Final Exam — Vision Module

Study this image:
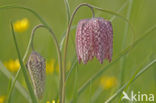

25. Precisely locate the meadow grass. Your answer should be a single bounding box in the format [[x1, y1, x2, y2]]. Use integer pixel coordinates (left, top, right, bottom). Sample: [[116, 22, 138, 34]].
[[0, 0, 156, 103]]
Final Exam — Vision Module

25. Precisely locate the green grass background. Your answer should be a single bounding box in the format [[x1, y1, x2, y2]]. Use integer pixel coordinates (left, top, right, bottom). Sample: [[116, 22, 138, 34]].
[[0, 0, 156, 103]]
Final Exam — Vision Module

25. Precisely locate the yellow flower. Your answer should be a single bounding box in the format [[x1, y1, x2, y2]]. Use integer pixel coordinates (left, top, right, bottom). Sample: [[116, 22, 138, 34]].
[[52, 100, 55, 103], [13, 18, 29, 32], [46, 99, 59, 103], [0, 96, 5, 103], [46, 59, 55, 74], [46, 101, 50, 103], [100, 76, 117, 90], [3, 59, 20, 72]]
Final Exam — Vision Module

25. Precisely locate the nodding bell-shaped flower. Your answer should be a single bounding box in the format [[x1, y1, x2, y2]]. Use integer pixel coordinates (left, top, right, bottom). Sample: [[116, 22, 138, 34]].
[[27, 51, 46, 99], [76, 18, 113, 64]]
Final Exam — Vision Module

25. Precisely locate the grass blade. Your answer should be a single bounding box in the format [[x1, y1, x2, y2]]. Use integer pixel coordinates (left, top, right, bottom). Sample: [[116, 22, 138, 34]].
[[119, 0, 134, 87], [109, 1, 128, 22], [0, 61, 31, 103], [64, 0, 70, 24], [7, 21, 34, 103], [105, 59, 156, 103], [10, 22, 38, 103]]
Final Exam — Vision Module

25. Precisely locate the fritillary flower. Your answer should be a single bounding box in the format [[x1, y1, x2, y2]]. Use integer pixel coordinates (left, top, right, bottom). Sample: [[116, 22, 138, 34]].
[[76, 17, 113, 64], [27, 51, 46, 99]]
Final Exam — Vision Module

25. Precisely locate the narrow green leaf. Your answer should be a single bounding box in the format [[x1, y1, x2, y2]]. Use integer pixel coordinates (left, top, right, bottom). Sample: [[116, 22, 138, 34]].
[[10, 22, 38, 103], [0, 62, 31, 103], [64, 0, 70, 24], [7, 21, 33, 103], [105, 59, 156, 103], [119, 0, 134, 88], [109, 1, 128, 22]]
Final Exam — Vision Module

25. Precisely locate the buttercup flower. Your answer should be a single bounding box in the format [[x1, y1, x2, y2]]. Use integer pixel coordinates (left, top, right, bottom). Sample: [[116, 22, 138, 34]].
[[46, 99, 59, 103], [46, 101, 50, 103], [76, 18, 113, 64], [27, 51, 46, 99], [46, 59, 55, 74], [52, 100, 56, 103], [100, 76, 117, 90], [0, 96, 5, 103], [13, 18, 29, 32], [3, 59, 20, 72]]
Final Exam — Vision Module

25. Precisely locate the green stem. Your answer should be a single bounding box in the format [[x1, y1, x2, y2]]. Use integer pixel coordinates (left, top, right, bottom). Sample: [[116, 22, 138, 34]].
[[30, 24, 46, 51], [63, 3, 95, 103], [30, 24, 63, 103], [119, 0, 134, 87], [8, 21, 34, 103], [64, 0, 70, 24], [10, 22, 38, 103], [105, 59, 156, 103]]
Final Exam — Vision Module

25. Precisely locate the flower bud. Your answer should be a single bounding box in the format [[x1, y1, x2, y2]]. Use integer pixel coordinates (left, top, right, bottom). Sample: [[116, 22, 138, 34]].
[[27, 51, 46, 99], [76, 18, 113, 64]]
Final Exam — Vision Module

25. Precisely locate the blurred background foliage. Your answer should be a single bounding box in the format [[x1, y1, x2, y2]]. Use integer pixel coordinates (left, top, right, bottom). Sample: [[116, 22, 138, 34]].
[[0, 0, 156, 103]]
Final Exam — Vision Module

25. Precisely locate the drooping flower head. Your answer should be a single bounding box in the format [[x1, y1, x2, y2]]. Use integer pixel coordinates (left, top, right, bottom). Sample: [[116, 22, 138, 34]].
[[27, 51, 46, 99], [76, 18, 113, 64]]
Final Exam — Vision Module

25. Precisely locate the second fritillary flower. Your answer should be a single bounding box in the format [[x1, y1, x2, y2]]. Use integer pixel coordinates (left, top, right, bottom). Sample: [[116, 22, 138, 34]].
[[76, 17, 113, 64], [27, 51, 46, 99]]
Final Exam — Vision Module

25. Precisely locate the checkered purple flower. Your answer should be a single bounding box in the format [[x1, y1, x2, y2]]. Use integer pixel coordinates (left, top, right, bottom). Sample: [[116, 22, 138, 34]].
[[76, 18, 113, 64], [27, 51, 46, 99]]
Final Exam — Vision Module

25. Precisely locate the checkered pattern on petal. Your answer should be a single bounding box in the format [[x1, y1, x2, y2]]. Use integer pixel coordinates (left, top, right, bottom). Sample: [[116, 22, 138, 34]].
[[76, 18, 113, 64]]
